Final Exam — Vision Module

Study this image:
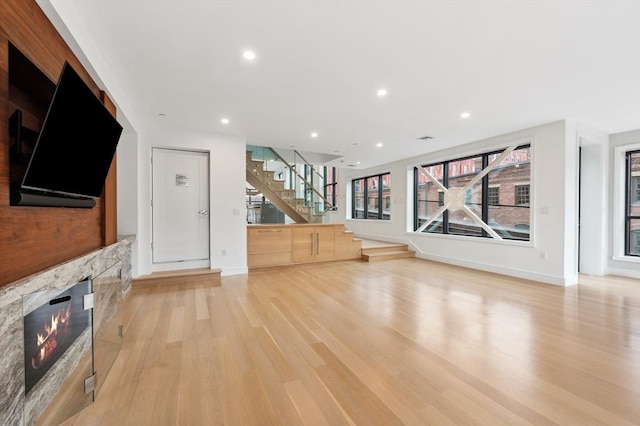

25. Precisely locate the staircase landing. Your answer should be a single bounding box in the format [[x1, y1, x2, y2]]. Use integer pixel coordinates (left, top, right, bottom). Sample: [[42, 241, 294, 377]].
[[360, 239, 415, 262]]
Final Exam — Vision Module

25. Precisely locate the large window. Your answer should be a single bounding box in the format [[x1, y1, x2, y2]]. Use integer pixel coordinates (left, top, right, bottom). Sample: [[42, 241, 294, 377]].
[[414, 144, 531, 241], [323, 166, 338, 210], [625, 150, 640, 256], [351, 172, 391, 220]]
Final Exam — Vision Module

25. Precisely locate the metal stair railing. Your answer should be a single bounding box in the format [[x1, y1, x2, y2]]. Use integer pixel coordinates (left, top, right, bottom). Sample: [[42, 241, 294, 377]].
[[247, 145, 334, 216]]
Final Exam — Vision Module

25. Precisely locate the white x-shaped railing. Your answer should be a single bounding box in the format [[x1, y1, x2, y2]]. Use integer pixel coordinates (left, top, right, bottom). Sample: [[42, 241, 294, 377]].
[[415, 144, 519, 240]]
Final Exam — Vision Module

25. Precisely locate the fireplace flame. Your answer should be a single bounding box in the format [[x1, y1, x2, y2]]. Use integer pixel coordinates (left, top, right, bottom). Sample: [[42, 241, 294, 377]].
[[31, 304, 72, 369]]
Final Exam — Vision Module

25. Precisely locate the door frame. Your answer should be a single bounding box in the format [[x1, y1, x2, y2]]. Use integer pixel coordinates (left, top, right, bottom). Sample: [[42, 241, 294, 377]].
[[151, 147, 211, 273]]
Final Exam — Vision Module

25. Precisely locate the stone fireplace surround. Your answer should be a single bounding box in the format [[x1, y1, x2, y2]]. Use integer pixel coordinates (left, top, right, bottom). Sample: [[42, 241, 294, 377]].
[[0, 235, 134, 425]]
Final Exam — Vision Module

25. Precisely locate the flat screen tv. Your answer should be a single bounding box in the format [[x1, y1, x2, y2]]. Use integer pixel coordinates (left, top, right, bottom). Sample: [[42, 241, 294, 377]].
[[20, 62, 123, 200]]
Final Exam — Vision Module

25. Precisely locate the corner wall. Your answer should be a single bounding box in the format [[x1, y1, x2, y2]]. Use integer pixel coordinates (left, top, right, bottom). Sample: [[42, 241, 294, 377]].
[[338, 120, 580, 286], [135, 121, 248, 277]]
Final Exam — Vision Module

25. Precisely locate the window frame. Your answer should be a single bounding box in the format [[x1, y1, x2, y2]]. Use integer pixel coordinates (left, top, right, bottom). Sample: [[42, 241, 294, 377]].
[[413, 143, 531, 241], [351, 172, 391, 220], [323, 166, 338, 210], [625, 150, 640, 257], [514, 184, 530, 206], [487, 186, 499, 206]]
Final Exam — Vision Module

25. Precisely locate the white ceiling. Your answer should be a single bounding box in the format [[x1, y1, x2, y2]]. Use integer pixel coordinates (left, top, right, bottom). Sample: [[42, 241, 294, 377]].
[[45, 0, 640, 169]]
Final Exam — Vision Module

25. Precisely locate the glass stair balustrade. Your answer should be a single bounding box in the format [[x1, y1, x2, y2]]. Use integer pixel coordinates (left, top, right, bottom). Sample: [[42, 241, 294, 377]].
[[246, 145, 334, 223]]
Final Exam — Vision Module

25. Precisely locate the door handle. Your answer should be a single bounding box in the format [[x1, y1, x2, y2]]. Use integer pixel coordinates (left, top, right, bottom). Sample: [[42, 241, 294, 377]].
[[198, 210, 209, 215]]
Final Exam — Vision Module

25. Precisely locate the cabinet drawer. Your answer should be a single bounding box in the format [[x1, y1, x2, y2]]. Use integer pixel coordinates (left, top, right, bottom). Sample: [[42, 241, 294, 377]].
[[248, 252, 292, 268], [248, 228, 292, 254]]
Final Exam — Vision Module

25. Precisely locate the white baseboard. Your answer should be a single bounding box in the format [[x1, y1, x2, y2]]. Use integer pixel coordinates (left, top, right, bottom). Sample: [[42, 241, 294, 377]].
[[607, 267, 640, 279], [413, 252, 576, 287], [221, 266, 248, 276]]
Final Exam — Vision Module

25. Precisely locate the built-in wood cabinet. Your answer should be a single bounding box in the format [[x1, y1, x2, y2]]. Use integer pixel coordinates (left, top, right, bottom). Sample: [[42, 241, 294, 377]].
[[292, 226, 335, 263], [247, 226, 292, 268], [247, 224, 361, 268]]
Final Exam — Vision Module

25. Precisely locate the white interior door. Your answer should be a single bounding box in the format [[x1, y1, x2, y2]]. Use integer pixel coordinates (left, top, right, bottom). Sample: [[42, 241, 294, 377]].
[[152, 148, 210, 264]]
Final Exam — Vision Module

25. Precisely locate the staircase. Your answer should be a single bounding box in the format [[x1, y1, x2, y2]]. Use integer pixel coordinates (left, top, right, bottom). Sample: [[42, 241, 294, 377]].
[[361, 241, 415, 262], [246, 149, 327, 224]]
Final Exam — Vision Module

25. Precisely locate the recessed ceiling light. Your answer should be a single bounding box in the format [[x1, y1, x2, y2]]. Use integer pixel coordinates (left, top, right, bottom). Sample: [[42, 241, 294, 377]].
[[376, 142, 383, 148], [311, 132, 318, 138], [221, 118, 230, 124], [461, 112, 471, 119], [377, 88, 388, 97], [356, 161, 361, 165], [243, 50, 256, 61]]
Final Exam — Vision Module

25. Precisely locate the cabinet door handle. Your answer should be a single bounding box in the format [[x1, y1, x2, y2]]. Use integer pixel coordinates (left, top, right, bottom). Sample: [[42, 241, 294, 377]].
[[316, 233, 319, 255], [310, 232, 314, 255], [258, 229, 282, 233]]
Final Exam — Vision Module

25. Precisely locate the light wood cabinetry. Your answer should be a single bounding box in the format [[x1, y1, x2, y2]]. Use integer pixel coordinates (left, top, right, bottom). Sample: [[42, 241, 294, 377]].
[[247, 226, 292, 268], [247, 224, 360, 268], [292, 226, 335, 263]]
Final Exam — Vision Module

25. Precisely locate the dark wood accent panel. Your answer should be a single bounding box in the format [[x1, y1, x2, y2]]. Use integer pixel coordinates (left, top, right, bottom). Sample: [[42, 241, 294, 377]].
[[100, 91, 117, 246], [0, 35, 9, 205], [0, 0, 117, 287], [0, 207, 103, 283]]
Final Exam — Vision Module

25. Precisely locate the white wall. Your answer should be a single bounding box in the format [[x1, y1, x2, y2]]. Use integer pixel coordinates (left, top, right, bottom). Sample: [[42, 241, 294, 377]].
[[130, 120, 248, 277], [116, 131, 139, 277], [608, 129, 640, 279], [337, 120, 580, 286]]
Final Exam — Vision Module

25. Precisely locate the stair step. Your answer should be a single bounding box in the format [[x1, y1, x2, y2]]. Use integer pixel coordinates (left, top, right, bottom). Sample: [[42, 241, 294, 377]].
[[362, 251, 415, 262], [133, 268, 222, 287], [361, 244, 409, 255]]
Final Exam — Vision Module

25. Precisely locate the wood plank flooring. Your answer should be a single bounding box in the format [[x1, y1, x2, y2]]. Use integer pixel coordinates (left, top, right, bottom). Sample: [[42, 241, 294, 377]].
[[61, 259, 640, 425]]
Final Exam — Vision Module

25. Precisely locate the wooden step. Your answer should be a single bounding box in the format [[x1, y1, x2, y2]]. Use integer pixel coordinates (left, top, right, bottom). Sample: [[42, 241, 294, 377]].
[[362, 250, 415, 262], [133, 268, 222, 287], [360, 240, 415, 262], [361, 243, 409, 256]]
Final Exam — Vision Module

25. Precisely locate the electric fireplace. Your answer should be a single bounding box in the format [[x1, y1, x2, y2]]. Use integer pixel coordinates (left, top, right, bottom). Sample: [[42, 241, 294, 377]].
[[23, 279, 92, 394]]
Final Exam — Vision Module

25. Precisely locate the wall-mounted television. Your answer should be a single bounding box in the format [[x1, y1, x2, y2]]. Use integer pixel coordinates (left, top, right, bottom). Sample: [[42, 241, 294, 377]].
[[12, 61, 123, 207]]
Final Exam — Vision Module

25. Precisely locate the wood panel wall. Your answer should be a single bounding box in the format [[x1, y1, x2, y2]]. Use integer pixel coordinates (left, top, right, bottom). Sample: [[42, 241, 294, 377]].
[[0, 0, 117, 287]]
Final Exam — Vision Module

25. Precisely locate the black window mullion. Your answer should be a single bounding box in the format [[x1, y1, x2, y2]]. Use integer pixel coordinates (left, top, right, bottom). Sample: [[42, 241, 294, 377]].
[[414, 167, 419, 230], [364, 178, 369, 219], [443, 161, 449, 234], [481, 155, 489, 237], [625, 152, 630, 254], [378, 178, 383, 219]]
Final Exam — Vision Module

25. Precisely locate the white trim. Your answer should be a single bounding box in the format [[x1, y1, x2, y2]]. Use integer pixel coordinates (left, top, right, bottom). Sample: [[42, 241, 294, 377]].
[[413, 252, 575, 286], [608, 266, 640, 279], [611, 255, 640, 264], [407, 230, 534, 247], [221, 266, 249, 276]]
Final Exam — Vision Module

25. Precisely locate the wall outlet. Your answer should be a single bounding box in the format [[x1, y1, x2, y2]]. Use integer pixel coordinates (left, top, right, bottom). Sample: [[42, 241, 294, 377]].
[[540, 251, 547, 260], [233, 208, 240, 216], [221, 248, 227, 256]]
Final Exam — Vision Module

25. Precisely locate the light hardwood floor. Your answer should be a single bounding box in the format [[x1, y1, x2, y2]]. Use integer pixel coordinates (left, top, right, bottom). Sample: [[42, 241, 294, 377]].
[[61, 259, 639, 425]]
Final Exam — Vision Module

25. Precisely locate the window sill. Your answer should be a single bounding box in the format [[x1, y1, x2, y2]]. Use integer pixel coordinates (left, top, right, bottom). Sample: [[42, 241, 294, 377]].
[[611, 255, 640, 264], [407, 230, 534, 247], [347, 218, 392, 223]]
